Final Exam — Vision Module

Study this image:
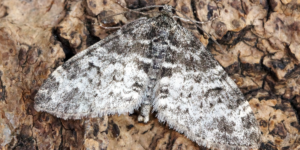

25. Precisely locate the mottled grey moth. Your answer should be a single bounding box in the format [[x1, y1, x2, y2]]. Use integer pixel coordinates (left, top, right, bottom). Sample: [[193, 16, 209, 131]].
[[34, 5, 261, 149]]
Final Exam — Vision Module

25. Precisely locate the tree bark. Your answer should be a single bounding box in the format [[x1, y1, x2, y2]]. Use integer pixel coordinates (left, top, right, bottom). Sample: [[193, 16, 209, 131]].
[[0, 0, 300, 149]]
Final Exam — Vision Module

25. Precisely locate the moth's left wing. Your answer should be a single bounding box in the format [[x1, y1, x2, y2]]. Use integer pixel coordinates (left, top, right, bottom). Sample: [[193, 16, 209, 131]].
[[34, 18, 154, 119], [153, 25, 261, 149]]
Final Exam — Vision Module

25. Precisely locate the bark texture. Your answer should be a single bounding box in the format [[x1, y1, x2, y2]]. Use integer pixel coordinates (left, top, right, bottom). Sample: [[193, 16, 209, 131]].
[[0, 0, 300, 149]]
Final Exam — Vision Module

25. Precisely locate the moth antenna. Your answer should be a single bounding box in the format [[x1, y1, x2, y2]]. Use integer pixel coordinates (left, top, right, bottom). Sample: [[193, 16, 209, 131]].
[[99, 5, 165, 24], [172, 16, 219, 25], [116, 2, 152, 16], [98, 5, 163, 29], [172, 8, 224, 52]]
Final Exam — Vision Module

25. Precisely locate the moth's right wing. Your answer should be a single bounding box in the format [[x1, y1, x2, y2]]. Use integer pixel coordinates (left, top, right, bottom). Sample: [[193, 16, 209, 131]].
[[34, 18, 154, 119], [153, 24, 261, 149]]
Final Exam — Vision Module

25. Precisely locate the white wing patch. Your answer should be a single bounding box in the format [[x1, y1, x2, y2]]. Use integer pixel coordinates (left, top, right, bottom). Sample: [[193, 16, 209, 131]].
[[154, 65, 260, 149], [35, 47, 148, 119]]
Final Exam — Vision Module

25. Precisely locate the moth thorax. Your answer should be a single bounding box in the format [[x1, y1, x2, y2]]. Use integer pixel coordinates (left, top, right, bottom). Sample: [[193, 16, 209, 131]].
[[152, 40, 168, 58]]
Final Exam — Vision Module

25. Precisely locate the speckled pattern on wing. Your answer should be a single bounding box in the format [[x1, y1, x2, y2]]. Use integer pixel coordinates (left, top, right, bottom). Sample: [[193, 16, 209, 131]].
[[34, 13, 261, 149]]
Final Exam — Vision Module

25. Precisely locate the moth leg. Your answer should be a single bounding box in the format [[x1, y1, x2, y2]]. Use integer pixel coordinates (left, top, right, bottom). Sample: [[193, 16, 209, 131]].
[[99, 24, 121, 29], [138, 100, 151, 123]]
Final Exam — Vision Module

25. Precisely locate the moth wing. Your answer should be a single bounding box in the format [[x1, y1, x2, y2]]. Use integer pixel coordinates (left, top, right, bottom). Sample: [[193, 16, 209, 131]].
[[34, 18, 154, 119], [153, 26, 261, 149]]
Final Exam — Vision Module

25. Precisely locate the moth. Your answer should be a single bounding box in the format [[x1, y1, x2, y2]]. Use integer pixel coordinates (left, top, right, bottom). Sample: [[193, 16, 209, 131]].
[[35, 5, 261, 149]]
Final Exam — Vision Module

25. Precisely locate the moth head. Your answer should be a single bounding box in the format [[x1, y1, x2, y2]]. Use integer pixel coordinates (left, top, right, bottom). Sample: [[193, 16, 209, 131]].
[[160, 5, 174, 16], [162, 5, 172, 12]]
